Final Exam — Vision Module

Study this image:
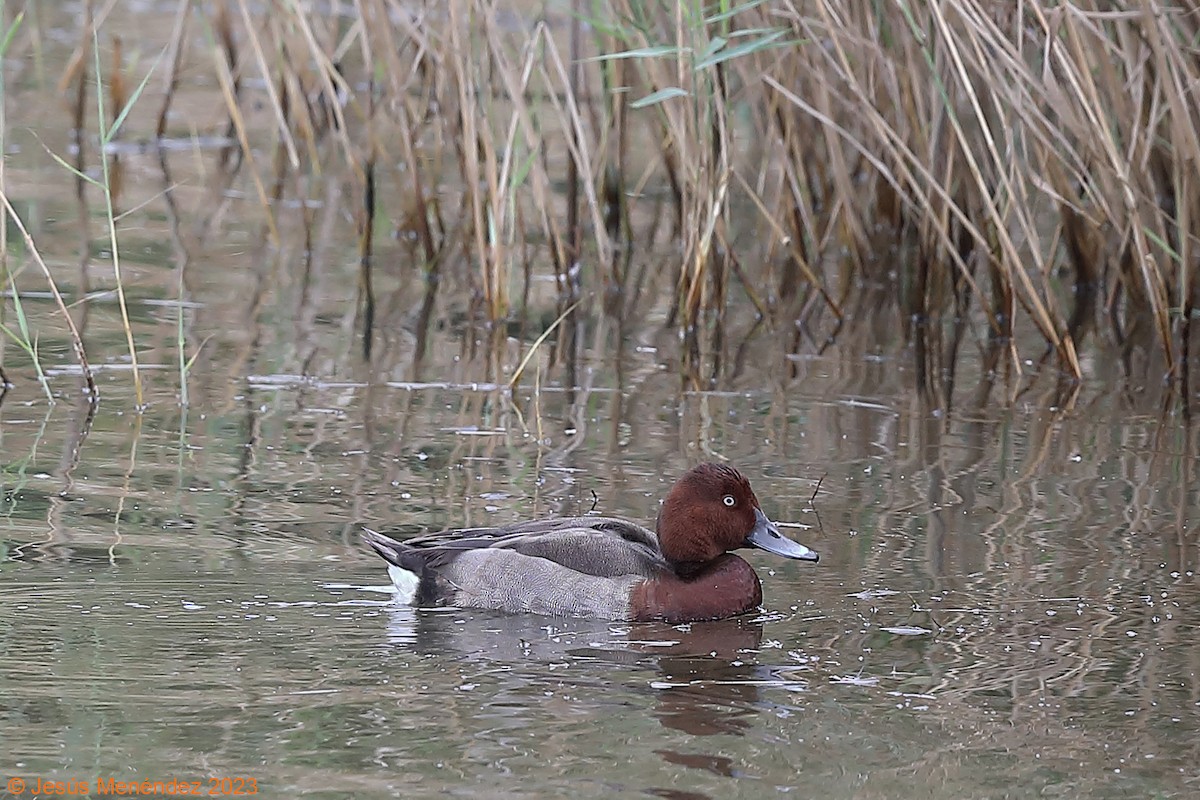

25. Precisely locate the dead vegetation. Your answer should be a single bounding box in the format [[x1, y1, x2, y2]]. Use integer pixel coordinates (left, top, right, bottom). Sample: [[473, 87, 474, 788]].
[[2, 0, 1199, 405]]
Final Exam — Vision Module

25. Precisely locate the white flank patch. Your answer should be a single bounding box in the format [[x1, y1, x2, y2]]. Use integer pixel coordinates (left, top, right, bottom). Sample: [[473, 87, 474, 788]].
[[387, 564, 420, 605]]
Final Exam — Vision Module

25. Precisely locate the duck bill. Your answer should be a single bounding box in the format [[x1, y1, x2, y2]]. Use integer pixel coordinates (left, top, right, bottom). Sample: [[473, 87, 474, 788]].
[[747, 508, 819, 562]]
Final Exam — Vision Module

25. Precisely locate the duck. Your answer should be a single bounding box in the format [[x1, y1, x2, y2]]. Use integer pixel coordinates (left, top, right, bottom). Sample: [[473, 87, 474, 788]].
[[362, 462, 819, 623]]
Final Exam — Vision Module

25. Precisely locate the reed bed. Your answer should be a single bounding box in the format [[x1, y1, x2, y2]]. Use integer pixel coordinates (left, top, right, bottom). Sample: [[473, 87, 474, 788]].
[[2, 0, 1199, 404]]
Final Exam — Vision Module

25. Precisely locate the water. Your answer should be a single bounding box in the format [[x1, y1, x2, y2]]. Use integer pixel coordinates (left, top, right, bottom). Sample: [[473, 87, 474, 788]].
[[3, 6, 1200, 798], [3, 374, 1197, 799]]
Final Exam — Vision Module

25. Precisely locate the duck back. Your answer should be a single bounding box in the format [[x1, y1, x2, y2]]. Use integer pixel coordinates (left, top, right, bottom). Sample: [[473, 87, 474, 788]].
[[404, 516, 667, 578]]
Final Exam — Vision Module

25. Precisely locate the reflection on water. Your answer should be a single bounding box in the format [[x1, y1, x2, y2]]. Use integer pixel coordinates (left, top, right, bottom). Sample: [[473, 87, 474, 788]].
[[3, 376, 1198, 800], [3, 312, 1200, 799]]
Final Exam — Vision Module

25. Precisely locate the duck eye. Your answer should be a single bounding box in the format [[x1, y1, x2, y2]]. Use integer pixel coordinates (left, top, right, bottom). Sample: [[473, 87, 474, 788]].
[[722, 495, 736, 507]]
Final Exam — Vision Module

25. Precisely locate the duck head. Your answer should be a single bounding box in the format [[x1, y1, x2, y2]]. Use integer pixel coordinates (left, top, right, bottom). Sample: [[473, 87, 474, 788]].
[[656, 463, 819, 567]]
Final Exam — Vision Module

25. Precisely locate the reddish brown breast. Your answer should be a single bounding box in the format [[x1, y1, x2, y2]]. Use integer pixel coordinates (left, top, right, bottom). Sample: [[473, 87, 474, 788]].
[[629, 555, 763, 623]]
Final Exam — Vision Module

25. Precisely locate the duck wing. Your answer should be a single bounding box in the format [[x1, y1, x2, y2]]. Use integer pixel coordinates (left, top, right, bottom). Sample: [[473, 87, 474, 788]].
[[386, 516, 666, 578]]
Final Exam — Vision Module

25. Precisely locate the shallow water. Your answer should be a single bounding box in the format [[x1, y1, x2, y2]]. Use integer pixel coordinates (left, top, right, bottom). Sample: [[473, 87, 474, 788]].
[[3, 373, 1199, 799], [3, 5, 1200, 799]]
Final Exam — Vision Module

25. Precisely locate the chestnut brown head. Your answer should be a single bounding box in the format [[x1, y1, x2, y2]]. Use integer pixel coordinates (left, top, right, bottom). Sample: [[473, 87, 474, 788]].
[[655, 463, 819, 567]]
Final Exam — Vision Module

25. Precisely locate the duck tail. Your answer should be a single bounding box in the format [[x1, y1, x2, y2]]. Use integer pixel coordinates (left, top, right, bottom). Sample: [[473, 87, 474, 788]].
[[362, 528, 439, 606]]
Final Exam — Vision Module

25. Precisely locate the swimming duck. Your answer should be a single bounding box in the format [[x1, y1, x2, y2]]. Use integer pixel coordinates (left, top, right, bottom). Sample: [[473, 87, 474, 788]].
[[362, 462, 819, 622]]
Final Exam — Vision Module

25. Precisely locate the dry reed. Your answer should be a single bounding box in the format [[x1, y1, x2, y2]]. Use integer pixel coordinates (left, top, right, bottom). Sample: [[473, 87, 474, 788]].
[[258, 0, 1200, 395], [3, 0, 1199, 403]]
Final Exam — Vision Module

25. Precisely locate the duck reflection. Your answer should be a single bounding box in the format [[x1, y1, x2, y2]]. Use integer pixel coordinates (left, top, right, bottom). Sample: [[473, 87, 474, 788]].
[[384, 605, 778, 793], [645, 789, 716, 800], [629, 618, 768, 796], [632, 617, 765, 736], [384, 607, 770, 734]]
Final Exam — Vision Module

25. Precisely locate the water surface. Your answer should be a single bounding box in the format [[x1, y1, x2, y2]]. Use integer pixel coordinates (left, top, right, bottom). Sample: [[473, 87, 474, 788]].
[[3, 373, 1198, 799]]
